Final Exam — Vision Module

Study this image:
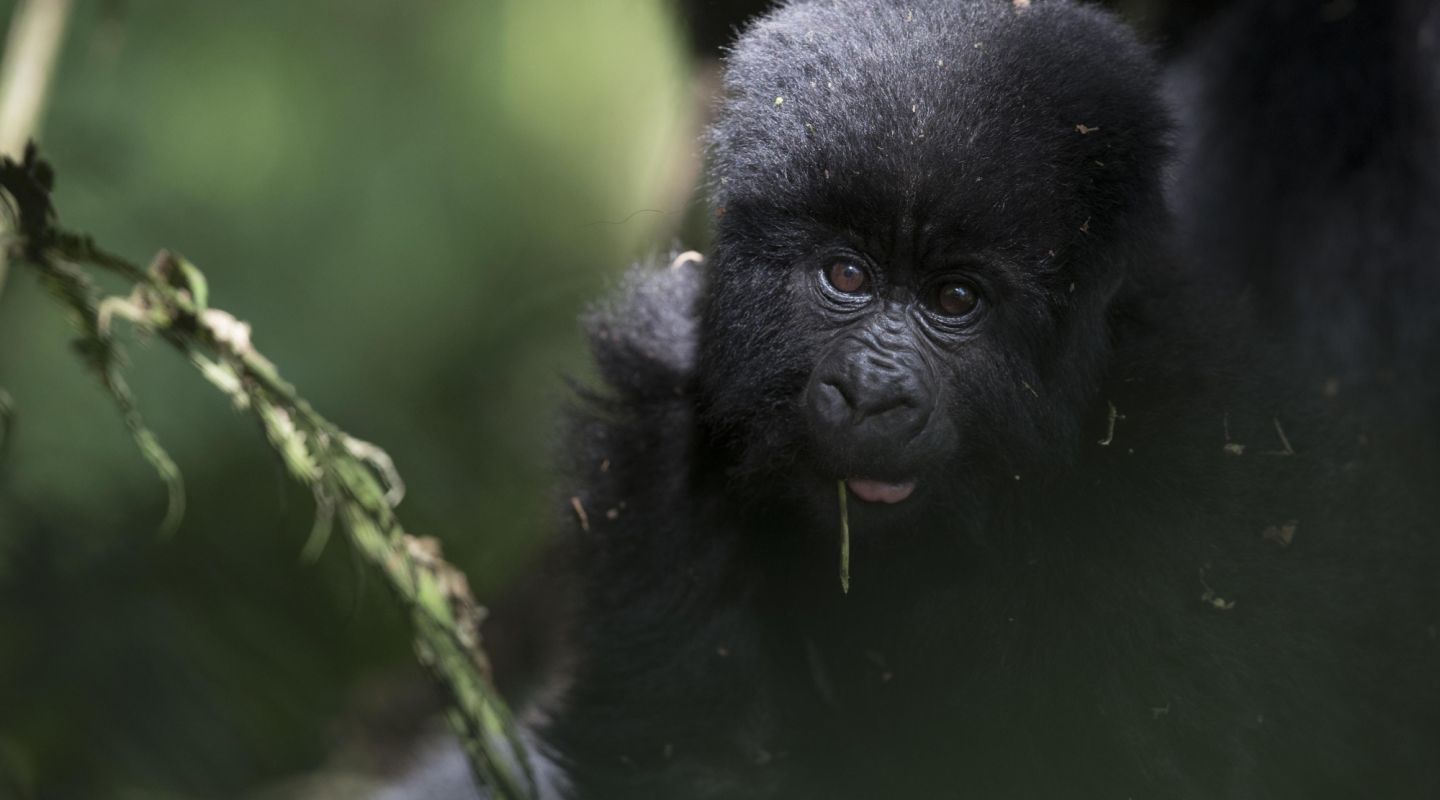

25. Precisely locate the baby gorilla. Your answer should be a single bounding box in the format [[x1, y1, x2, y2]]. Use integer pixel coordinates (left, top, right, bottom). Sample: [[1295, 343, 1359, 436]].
[[528, 1, 1440, 798]]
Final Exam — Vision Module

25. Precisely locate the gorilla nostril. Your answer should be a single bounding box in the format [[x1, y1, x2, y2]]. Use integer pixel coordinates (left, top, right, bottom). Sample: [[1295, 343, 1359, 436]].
[[856, 393, 916, 419], [822, 379, 856, 410], [808, 379, 855, 430]]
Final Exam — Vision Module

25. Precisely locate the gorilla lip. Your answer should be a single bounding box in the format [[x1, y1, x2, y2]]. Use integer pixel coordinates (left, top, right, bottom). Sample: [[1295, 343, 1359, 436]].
[[845, 478, 916, 504]]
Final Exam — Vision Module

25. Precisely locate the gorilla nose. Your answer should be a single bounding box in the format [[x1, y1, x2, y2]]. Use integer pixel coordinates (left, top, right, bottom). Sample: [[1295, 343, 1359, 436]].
[[807, 371, 933, 446]]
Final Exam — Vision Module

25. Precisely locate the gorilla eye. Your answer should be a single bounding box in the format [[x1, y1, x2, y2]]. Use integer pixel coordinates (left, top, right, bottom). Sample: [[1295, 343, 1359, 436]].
[[935, 281, 980, 317], [825, 261, 869, 294]]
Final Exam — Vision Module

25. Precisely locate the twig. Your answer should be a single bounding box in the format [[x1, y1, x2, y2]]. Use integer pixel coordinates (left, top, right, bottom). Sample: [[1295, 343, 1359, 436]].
[[1222, 411, 1246, 456], [1269, 417, 1296, 456], [838, 480, 851, 594], [1097, 400, 1120, 446], [0, 150, 537, 800]]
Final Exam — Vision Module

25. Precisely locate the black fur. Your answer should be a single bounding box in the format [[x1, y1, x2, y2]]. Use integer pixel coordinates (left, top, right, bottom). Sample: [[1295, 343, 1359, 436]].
[[1169, 0, 1440, 453], [523, 1, 1440, 798]]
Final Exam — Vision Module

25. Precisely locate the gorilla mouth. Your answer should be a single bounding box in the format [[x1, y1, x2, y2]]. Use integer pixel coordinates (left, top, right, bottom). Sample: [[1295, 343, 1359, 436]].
[[845, 478, 917, 504]]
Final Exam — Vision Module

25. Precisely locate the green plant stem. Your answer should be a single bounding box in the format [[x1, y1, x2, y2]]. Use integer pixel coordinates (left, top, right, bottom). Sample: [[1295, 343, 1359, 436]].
[[838, 480, 851, 594], [0, 152, 537, 800]]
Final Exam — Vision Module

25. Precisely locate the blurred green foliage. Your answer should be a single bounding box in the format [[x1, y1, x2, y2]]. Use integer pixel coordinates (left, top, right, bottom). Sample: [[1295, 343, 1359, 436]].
[[0, 1, 691, 796]]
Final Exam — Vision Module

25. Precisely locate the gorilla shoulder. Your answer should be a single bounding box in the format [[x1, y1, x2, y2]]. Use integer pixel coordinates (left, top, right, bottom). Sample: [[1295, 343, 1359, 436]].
[[582, 251, 704, 406]]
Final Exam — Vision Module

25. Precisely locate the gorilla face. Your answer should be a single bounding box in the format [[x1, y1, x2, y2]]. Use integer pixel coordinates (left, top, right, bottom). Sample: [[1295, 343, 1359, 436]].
[[697, 188, 1093, 534], [695, 0, 1170, 534], [802, 252, 965, 500], [801, 248, 988, 502]]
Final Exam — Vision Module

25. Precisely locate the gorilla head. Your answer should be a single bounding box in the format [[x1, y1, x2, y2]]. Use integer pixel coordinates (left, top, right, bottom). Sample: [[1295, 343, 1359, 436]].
[[695, 0, 1170, 533]]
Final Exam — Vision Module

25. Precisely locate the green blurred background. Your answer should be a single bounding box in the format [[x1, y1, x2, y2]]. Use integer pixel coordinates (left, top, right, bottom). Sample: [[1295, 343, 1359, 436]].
[[0, 1, 1213, 797], [0, 1, 693, 797]]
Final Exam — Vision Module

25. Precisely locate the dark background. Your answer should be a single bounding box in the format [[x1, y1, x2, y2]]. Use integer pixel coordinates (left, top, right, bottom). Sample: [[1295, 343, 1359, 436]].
[[0, 1, 1220, 797]]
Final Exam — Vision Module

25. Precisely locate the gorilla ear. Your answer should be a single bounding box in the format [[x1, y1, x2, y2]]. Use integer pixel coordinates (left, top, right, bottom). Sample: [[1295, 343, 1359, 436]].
[[582, 253, 705, 402]]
